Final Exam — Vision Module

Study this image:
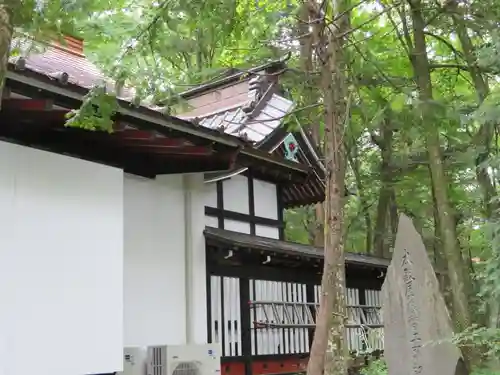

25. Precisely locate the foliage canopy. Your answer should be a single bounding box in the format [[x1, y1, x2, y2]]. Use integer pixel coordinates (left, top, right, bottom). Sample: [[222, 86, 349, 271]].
[[6, 0, 500, 370]]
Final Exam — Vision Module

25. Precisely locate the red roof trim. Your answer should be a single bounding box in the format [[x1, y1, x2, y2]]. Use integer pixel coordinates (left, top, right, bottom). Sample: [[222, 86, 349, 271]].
[[2, 98, 53, 111], [0, 101, 214, 157]]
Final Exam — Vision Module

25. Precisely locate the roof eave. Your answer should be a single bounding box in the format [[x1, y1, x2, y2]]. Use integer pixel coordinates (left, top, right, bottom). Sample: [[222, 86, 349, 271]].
[[204, 226, 390, 269], [5, 65, 312, 181], [298, 126, 326, 174], [6, 64, 240, 147]]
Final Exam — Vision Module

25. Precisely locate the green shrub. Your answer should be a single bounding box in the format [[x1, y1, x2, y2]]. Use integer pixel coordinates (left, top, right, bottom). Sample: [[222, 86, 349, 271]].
[[359, 359, 500, 375], [360, 360, 387, 375]]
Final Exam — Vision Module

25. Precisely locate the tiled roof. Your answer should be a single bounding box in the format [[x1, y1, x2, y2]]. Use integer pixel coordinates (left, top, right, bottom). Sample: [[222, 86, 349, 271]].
[[9, 40, 294, 145], [21, 48, 105, 89], [10, 38, 110, 90], [7, 38, 326, 207], [190, 94, 294, 143]]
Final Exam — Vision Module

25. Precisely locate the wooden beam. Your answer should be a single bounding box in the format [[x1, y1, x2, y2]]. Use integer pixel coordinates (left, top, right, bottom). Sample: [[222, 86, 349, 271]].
[[120, 142, 214, 156], [113, 129, 193, 146], [5, 77, 241, 148], [0, 121, 238, 176], [0, 111, 208, 156], [1, 98, 54, 111], [0, 110, 67, 124], [113, 129, 156, 140], [205, 207, 284, 228], [153, 158, 235, 175]]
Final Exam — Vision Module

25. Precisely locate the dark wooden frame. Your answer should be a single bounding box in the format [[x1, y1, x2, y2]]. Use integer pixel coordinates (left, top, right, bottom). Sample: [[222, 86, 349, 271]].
[[4, 72, 312, 184], [204, 173, 286, 235], [204, 232, 387, 370]]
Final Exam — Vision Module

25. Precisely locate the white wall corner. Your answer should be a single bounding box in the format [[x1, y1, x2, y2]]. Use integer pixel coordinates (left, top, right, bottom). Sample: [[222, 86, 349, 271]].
[[123, 175, 187, 347], [0, 142, 124, 375], [183, 174, 208, 344]]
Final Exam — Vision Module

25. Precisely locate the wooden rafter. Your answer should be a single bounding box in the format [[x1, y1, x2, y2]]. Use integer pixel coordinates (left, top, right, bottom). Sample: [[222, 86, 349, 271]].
[[0, 98, 239, 176], [0, 99, 215, 156], [1, 98, 54, 111]]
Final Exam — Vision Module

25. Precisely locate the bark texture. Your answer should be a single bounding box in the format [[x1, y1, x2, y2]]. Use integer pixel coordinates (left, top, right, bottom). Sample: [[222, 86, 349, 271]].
[[446, 2, 500, 367], [348, 145, 372, 253], [298, 3, 325, 248], [447, 2, 497, 222], [306, 0, 349, 374], [408, 0, 475, 367], [0, 1, 13, 108], [372, 113, 396, 258]]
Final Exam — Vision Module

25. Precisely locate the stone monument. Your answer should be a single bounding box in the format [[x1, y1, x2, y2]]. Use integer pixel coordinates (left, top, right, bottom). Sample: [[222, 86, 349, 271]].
[[381, 214, 468, 375]]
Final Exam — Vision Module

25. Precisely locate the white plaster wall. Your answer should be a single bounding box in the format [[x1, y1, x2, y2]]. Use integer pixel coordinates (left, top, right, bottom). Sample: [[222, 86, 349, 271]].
[[203, 181, 217, 207], [0, 141, 123, 375], [205, 215, 219, 228], [255, 224, 280, 239], [184, 174, 208, 344], [205, 177, 277, 219], [225, 219, 251, 234], [222, 175, 249, 213], [124, 174, 208, 347], [204, 177, 281, 237], [124, 175, 186, 346], [203, 181, 219, 228], [253, 178, 278, 219]]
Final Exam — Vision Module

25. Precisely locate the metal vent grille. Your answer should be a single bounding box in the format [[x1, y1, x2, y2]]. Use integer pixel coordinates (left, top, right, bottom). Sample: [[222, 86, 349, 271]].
[[149, 346, 166, 375], [172, 362, 201, 375]]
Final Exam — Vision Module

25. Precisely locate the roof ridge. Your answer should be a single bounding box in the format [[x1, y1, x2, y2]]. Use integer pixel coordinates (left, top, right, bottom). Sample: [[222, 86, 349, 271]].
[[179, 56, 289, 99]]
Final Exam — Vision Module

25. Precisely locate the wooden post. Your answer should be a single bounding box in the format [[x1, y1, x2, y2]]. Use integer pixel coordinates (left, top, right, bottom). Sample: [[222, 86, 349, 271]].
[[306, 283, 316, 349], [240, 277, 253, 375]]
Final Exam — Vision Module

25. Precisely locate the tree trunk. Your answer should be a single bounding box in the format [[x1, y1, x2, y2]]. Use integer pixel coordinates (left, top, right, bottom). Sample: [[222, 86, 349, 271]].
[[306, 0, 349, 374], [373, 114, 396, 258], [0, 1, 13, 108], [430, 175, 453, 309], [313, 204, 325, 247], [298, 3, 324, 248], [408, 0, 475, 367], [447, 1, 497, 220], [447, 2, 500, 367], [389, 190, 398, 240], [347, 147, 372, 253]]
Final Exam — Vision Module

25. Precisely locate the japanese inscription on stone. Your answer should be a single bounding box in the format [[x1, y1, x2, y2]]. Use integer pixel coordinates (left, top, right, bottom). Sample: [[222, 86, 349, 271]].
[[381, 214, 468, 375]]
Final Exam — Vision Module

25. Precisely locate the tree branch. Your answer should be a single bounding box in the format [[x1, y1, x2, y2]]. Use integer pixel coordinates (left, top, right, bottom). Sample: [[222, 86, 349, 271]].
[[335, 2, 402, 39], [429, 63, 470, 70]]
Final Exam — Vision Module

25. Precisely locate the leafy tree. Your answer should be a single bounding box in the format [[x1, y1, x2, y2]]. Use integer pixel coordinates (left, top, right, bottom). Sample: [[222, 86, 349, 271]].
[[303, 0, 351, 374], [10, 0, 500, 371], [1, 0, 114, 110]]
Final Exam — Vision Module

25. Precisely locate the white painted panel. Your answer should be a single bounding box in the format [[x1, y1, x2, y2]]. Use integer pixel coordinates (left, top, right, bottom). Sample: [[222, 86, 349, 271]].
[[209, 276, 242, 357], [346, 288, 363, 352], [184, 174, 209, 344], [315, 285, 373, 352], [253, 179, 278, 219], [250, 279, 256, 355], [204, 181, 218, 207], [249, 279, 309, 356], [205, 215, 219, 228], [124, 175, 186, 347], [223, 175, 249, 214], [211, 276, 222, 346], [255, 225, 280, 239], [224, 219, 251, 234], [0, 142, 123, 375], [365, 289, 384, 351]]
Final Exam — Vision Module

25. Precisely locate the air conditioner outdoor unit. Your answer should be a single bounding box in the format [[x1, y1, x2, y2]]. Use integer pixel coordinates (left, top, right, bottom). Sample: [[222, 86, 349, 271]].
[[119, 344, 221, 375], [121, 347, 149, 375]]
